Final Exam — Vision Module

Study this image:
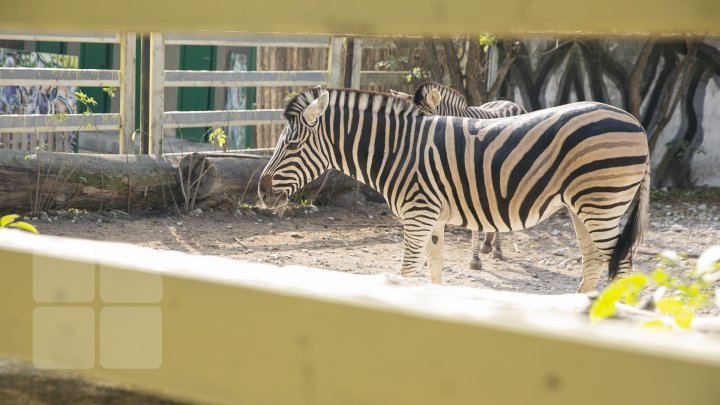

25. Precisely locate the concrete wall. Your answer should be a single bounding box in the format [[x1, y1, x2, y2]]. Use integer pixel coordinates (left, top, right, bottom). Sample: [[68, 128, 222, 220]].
[[501, 37, 720, 187]]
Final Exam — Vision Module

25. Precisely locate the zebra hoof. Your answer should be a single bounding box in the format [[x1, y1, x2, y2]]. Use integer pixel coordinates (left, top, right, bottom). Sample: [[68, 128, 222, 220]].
[[492, 251, 504, 261], [469, 260, 482, 270], [480, 245, 493, 254]]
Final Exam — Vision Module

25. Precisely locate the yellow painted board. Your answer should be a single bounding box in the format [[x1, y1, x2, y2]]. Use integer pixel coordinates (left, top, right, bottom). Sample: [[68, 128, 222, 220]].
[[1, 230, 720, 405], [1, 0, 719, 36]]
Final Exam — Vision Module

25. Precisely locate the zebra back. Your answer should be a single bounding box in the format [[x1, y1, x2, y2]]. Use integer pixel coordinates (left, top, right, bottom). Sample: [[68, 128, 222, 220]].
[[413, 82, 526, 119]]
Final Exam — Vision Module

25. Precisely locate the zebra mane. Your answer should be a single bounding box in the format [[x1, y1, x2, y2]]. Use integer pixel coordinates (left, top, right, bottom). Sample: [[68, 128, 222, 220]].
[[413, 81, 469, 110], [283, 87, 421, 120]]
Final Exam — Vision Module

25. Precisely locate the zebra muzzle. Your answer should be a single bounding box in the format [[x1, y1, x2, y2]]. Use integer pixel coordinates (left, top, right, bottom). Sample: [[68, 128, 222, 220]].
[[258, 175, 288, 208]]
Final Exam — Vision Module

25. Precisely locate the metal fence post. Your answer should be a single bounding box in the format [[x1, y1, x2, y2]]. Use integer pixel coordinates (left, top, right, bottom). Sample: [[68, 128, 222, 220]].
[[119, 32, 137, 154], [149, 32, 165, 155]]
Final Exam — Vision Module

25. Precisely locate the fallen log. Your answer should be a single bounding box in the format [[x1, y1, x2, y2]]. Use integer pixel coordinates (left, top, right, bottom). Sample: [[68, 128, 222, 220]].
[[177, 152, 380, 205], [0, 150, 178, 212], [0, 148, 381, 213]]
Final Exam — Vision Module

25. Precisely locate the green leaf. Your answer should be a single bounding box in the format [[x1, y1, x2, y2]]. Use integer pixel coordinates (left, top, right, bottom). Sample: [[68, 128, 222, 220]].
[[656, 296, 683, 315], [641, 319, 670, 329], [7, 221, 38, 234], [673, 307, 694, 329], [651, 269, 669, 285], [0, 214, 19, 227], [590, 297, 617, 322]]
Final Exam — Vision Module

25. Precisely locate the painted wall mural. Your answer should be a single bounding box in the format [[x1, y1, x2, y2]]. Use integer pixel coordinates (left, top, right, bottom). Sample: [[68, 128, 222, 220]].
[[0, 48, 79, 152], [499, 37, 720, 187]]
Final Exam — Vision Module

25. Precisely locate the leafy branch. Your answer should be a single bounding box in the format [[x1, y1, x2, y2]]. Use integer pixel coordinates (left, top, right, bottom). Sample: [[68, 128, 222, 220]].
[[591, 247, 720, 329]]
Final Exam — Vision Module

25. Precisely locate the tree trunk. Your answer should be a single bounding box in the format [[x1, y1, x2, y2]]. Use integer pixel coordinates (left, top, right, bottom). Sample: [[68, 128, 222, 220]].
[[465, 39, 486, 105], [488, 40, 521, 101], [628, 36, 657, 120], [441, 39, 465, 94], [0, 150, 178, 213]]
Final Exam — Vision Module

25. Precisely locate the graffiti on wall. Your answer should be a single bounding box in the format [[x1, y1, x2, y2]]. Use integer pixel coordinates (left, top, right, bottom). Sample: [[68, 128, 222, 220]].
[[498, 38, 720, 187], [0, 48, 79, 152]]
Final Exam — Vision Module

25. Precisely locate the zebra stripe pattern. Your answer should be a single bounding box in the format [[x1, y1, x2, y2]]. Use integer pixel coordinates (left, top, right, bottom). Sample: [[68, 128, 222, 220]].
[[398, 82, 529, 271], [259, 87, 650, 292], [412, 81, 527, 118]]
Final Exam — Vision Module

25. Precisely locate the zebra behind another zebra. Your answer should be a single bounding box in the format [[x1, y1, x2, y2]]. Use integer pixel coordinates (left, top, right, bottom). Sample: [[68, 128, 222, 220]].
[[391, 82, 528, 270], [259, 87, 650, 293]]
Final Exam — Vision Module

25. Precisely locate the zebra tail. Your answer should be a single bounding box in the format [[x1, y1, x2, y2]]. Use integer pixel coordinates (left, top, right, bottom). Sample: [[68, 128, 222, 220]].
[[608, 161, 651, 280]]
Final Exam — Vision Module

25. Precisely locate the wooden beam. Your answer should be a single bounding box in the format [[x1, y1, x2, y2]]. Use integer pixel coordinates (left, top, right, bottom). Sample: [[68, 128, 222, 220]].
[[149, 33, 164, 156], [165, 32, 330, 47], [350, 38, 363, 89], [0, 68, 120, 87], [359, 71, 410, 87], [1, 231, 720, 404], [163, 110, 285, 128], [0, 113, 119, 132], [327, 37, 345, 88], [0, 31, 120, 43], [119, 32, 137, 155], [1, 1, 717, 35], [164, 70, 328, 88]]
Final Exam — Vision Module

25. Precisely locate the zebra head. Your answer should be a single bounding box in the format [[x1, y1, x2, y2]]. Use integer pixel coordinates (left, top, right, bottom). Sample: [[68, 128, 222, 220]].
[[412, 82, 446, 115], [259, 89, 331, 209]]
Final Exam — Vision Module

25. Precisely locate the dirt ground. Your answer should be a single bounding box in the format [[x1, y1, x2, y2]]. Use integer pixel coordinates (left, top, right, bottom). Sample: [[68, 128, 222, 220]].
[[26, 190, 720, 301]]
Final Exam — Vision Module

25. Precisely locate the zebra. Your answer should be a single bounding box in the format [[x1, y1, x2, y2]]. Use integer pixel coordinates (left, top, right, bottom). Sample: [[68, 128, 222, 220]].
[[259, 87, 650, 293], [391, 82, 528, 270]]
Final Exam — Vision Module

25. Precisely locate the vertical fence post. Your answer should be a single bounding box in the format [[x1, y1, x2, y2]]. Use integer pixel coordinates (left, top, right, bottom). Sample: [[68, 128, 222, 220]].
[[350, 38, 363, 89], [149, 32, 165, 156], [119, 32, 137, 155], [327, 36, 345, 88]]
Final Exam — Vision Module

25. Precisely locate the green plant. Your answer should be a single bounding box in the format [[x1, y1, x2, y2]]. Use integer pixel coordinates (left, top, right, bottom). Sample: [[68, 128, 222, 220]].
[[209, 127, 228, 152], [591, 248, 720, 329], [298, 198, 313, 208], [0, 214, 38, 234], [478, 34, 497, 52], [405, 66, 431, 84], [284, 91, 300, 103]]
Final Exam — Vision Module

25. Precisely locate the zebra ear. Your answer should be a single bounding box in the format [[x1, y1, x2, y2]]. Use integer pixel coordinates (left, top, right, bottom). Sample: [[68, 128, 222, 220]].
[[425, 89, 442, 110], [390, 89, 412, 101], [303, 90, 330, 124]]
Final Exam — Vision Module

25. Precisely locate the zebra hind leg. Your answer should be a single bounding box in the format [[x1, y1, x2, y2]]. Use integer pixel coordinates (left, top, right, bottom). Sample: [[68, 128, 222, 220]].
[[489, 233, 504, 261], [470, 231, 483, 270], [569, 211, 606, 293]]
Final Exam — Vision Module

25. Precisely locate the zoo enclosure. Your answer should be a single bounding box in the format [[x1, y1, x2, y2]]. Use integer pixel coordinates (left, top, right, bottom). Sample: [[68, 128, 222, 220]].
[[0, 32, 432, 152], [0, 32, 135, 152]]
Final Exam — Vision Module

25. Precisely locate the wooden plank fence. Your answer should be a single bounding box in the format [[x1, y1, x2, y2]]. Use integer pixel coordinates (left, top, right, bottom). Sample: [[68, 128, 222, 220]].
[[0, 32, 135, 153]]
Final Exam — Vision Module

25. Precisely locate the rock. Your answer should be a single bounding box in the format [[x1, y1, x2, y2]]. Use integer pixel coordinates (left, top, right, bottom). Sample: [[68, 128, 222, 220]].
[[305, 204, 319, 214], [193, 208, 203, 216], [31, 217, 38, 221], [327, 216, 336, 221], [226, 225, 233, 229], [368, 214, 374, 219], [552, 248, 565, 256], [289, 232, 304, 238], [55, 210, 71, 218], [670, 224, 685, 232], [176, 221, 183, 226], [550, 229, 559, 236], [96, 219, 102, 224], [698, 204, 707, 210]]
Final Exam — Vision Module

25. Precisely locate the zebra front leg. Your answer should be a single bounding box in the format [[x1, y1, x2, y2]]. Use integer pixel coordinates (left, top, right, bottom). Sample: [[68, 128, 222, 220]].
[[470, 231, 482, 270], [400, 217, 436, 280], [426, 223, 446, 284]]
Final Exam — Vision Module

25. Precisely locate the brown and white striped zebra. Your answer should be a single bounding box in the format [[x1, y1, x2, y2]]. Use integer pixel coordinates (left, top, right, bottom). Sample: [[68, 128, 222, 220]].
[[259, 87, 650, 292]]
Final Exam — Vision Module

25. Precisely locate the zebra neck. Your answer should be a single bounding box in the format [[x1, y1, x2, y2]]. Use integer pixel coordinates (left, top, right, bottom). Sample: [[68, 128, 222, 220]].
[[320, 92, 423, 202]]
